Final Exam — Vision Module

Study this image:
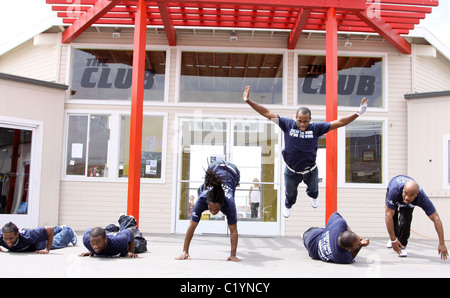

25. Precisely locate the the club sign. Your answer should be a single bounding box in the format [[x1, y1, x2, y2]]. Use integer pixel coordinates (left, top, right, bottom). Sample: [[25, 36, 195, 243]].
[[301, 74, 377, 96], [80, 58, 155, 89]]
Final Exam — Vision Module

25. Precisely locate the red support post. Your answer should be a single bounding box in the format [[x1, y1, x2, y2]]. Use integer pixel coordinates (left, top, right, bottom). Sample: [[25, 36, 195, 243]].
[[325, 7, 338, 224], [127, 0, 148, 227]]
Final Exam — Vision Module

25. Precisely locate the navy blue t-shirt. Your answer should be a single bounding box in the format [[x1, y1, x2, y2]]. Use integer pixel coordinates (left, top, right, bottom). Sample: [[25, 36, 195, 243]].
[[191, 162, 239, 225], [0, 227, 48, 252], [385, 175, 436, 216], [83, 228, 134, 257], [304, 212, 354, 264], [277, 116, 330, 172]]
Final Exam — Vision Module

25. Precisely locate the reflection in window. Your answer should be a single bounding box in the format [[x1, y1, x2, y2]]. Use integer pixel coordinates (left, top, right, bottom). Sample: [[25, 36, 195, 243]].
[[317, 134, 326, 184], [345, 121, 383, 184], [180, 51, 283, 104], [66, 114, 110, 177], [178, 119, 228, 221], [232, 120, 279, 222], [0, 127, 32, 214], [119, 115, 165, 179], [177, 118, 280, 222], [71, 49, 166, 101], [298, 55, 383, 107]]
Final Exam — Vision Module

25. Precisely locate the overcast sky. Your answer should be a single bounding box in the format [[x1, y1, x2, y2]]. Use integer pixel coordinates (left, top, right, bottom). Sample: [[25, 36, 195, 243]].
[[1, 0, 450, 51]]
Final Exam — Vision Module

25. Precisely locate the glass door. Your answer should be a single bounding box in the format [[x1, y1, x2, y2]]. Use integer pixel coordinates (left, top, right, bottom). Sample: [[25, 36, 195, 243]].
[[0, 124, 36, 228], [175, 117, 281, 235], [176, 118, 229, 234], [230, 119, 280, 235]]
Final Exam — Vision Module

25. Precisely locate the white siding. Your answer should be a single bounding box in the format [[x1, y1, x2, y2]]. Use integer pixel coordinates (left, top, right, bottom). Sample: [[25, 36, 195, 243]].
[[415, 52, 450, 93], [0, 78, 66, 227], [0, 39, 59, 83], [407, 96, 450, 240]]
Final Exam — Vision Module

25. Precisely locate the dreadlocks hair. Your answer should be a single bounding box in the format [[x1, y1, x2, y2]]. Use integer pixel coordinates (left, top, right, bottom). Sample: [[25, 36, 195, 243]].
[[204, 166, 225, 207]]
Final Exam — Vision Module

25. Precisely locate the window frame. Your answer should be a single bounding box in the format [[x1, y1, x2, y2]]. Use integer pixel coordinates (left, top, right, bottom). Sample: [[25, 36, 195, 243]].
[[173, 112, 284, 235], [338, 117, 388, 188], [116, 112, 168, 184], [66, 44, 170, 104], [62, 110, 167, 184], [174, 46, 289, 107], [293, 49, 389, 113], [0, 115, 44, 228], [63, 112, 112, 180]]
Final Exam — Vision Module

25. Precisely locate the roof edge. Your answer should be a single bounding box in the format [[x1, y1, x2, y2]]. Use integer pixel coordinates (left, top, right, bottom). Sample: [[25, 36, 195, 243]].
[[0, 72, 68, 91], [0, 15, 62, 56], [408, 26, 450, 62], [404, 90, 450, 100]]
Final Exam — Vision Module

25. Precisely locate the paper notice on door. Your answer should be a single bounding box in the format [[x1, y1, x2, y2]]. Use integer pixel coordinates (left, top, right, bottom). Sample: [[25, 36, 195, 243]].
[[145, 160, 157, 175], [71, 143, 83, 158]]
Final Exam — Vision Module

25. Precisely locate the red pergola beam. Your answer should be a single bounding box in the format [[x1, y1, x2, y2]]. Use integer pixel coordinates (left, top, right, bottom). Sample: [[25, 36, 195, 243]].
[[58, 18, 411, 35], [355, 9, 412, 54], [46, 0, 137, 4], [154, 0, 367, 10], [50, 0, 436, 39], [378, 4, 433, 13], [46, 0, 99, 4], [46, 0, 434, 8], [157, 1, 177, 46], [56, 0, 122, 43], [377, 0, 438, 5], [57, 12, 418, 30], [52, 3, 432, 25], [288, 9, 311, 49], [56, 9, 422, 27]]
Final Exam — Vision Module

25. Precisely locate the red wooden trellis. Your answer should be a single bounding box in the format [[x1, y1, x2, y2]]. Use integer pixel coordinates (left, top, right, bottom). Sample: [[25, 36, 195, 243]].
[[46, 0, 438, 225], [48, 0, 438, 52]]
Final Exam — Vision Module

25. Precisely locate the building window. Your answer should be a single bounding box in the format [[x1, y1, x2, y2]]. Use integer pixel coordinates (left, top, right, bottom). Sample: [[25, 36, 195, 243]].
[[177, 117, 280, 222], [65, 113, 166, 181], [119, 115, 165, 180], [298, 55, 383, 108], [70, 48, 166, 101], [345, 121, 383, 184], [180, 51, 284, 104], [232, 119, 280, 222], [65, 114, 110, 177]]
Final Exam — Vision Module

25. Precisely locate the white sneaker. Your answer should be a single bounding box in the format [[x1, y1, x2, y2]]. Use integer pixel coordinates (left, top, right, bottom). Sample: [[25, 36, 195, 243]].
[[387, 240, 392, 248], [311, 197, 319, 208], [399, 248, 408, 257], [283, 206, 291, 218]]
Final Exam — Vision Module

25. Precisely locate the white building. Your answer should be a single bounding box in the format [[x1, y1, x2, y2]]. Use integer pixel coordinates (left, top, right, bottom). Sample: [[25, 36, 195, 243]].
[[1, 2, 450, 240]]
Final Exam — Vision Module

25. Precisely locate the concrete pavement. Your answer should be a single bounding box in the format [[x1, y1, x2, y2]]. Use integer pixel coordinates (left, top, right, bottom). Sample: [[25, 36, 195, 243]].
[[1, 232, 449, 280]]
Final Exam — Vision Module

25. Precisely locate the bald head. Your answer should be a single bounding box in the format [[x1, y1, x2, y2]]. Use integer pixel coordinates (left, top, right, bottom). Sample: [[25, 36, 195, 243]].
[[405, 180, 419, 193], [402, 180, 419, 204]]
